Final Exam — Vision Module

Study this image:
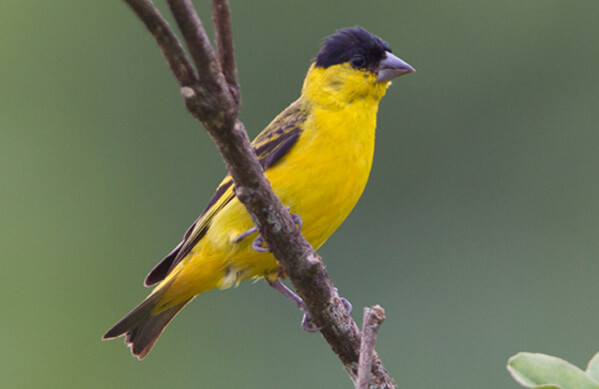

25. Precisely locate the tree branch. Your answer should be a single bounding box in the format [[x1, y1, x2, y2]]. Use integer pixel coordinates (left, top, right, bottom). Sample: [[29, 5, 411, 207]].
[[166, 0, 234, 119], [356, 306, 387, 389], [211, 0, 240, 105], [166, 1, 220, 85], [121, 1, 395, 387], [124, 0, 197, 86]]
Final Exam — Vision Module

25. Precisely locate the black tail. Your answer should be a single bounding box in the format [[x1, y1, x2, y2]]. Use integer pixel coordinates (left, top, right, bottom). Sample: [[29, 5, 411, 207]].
[[103, 291, 190, 359]]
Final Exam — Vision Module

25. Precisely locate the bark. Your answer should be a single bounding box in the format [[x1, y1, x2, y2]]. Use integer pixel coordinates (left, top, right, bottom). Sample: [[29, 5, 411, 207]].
[[356, 306, 387, 389]]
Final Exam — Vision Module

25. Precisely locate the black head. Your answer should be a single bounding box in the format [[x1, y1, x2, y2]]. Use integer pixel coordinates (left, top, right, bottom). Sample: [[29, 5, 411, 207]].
[[315, 27, 392, 72]]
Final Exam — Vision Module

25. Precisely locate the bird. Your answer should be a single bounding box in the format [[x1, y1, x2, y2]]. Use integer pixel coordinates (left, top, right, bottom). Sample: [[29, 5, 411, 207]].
[[103, 26, 414, 359]]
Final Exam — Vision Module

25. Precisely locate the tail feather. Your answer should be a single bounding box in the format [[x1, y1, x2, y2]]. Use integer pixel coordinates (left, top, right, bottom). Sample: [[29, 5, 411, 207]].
[[103, 290, 190, 359]]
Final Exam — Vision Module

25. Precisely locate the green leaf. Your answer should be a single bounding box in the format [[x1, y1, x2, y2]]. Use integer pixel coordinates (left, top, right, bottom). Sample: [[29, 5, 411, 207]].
[[507, 352, 599, 389], [586, 352, 599, 383]]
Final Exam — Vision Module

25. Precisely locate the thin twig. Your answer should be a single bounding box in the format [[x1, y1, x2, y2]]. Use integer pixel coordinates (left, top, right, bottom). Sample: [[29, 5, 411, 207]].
[[121, 1, 395, 387], [166, 0, 230, 114], [123, 0, 197, 86], [211, 0, 240, 105], [356, 306, 387, 389], [166, 1, 219, 82]]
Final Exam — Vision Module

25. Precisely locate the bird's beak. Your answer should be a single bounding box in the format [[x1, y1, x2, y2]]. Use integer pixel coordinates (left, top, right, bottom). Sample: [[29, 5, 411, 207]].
[[376, 52, 415, 82]]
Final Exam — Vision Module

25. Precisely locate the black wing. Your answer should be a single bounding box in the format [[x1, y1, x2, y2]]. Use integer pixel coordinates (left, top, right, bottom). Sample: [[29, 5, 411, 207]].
[[144, 99, 308, 285]]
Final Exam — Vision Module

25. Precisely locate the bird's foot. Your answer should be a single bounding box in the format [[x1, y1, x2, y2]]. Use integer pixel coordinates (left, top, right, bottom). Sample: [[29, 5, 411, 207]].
[[333, 287, 352, 314], [233, 226, 258, 244], [341, 297, 352, 314], [233, 226, 270, 252], [234, 208, 303, 253], [251, 234, 270, 252], [288, 208, 303, 229], [267, 279, 323, 332], [301, 313, 323, 332]]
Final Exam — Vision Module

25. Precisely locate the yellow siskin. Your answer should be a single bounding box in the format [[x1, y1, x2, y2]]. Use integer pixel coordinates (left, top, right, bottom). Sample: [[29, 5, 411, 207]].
[[103, 26, 414, 359]]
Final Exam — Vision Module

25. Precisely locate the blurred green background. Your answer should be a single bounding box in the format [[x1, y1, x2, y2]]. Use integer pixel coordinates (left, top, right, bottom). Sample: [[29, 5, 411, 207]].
[[2, 1, 598, 388]]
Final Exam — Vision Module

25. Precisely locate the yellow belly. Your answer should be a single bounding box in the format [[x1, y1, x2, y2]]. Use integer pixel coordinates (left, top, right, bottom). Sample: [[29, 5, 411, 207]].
[[161, 100, 378, 303]]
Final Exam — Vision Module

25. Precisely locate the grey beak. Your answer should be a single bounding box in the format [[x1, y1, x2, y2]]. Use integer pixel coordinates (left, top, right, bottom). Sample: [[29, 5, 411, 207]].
[[376, 52, 415, 82]]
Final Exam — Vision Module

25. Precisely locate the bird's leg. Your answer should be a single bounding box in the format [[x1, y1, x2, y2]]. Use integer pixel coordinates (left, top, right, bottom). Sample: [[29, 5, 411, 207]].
[[234, 208, 303, 253], [266, 279, 323, 332], [233, 226, 258, 243]]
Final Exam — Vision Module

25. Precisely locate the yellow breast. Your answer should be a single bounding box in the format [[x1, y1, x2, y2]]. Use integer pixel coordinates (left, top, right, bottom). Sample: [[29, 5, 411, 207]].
[[268, 100, 377, 249], [179, 63, 390, 291]]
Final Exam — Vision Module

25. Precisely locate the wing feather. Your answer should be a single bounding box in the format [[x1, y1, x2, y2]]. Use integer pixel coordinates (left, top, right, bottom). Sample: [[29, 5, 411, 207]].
[[144, 99, 307, 285]]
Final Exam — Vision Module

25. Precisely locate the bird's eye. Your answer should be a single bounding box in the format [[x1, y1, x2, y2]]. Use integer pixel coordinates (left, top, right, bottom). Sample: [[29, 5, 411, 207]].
[[350, 55, 366, 68]]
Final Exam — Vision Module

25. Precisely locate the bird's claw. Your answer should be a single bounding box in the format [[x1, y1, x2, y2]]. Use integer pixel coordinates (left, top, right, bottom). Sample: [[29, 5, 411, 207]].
[[299, 297, 349, 332], [235, 209, 303, 253], [252, 234, 270, 252], [301, 313, 324, 332], [340, 297, 352, 314], [288, 207, 303, 230]]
